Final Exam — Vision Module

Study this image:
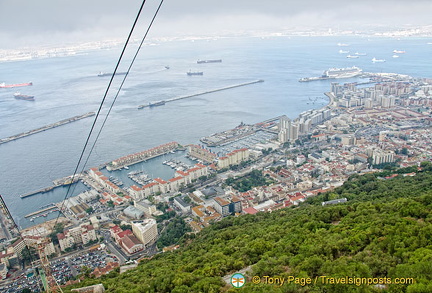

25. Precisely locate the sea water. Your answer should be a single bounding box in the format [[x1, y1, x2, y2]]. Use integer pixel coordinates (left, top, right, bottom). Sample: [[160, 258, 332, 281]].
[[1, 35, 431, 228]]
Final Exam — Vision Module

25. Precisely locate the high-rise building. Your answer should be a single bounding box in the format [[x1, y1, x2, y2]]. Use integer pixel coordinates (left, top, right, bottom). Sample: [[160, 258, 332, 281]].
[[279, 115, 298, 143], [131, 219, 158, 248]]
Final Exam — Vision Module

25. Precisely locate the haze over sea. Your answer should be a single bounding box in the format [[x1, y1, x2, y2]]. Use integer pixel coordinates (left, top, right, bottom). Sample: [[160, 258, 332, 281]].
[[1, 36, 431, 229]]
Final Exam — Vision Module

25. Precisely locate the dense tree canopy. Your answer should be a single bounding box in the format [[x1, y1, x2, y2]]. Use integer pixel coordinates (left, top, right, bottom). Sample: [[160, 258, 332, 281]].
[[65, 166, 432, 292]]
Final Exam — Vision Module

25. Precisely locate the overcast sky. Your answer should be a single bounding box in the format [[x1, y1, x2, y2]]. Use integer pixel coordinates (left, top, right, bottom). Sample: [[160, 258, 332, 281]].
[[1, 0, 431, 48]]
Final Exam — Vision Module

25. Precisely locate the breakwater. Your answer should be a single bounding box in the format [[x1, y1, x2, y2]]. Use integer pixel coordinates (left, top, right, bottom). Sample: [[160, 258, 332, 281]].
[[138, 80, 264, 109], [24, 206, 57, 218], [20, 174, 81, 198], [0, 112, 95, 145]]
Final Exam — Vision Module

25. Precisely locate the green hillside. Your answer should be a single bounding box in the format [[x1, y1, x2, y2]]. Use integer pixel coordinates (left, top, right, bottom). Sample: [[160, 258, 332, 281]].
[[65, 163, 432, 293]]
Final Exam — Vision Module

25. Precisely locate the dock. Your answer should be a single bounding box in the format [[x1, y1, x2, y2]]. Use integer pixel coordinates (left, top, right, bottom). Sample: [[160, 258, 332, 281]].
[[20, 186, 56, 198], [20, 174, 81, 198], [0, 112, 95, 145], [138, 80, 264, 109], [24, 206, 57, 218]]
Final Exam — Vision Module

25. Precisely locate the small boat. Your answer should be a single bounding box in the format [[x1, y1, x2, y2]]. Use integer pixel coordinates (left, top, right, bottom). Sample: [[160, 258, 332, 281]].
[[372, 57, 386, 63], [393, 50, 406, 54], [392, 55, 399, 58], [355, 52, 367, 56], [339, 50, 349, 54], [346, 55, 359, 59]]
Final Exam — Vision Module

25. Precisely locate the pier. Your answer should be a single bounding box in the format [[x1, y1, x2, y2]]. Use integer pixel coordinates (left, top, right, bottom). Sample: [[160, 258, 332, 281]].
[[200, 116, 281, 147], [138, 80, 264, 109], [24, 206, 57, 218], [20, 174, 81, 198], [20, 186, 56, 198], [0, 112, 96, 145]]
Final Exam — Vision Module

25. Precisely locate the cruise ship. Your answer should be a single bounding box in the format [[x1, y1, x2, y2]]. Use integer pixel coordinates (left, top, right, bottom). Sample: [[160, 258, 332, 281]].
[[322, 66, 362, 78], [299, 66, 362, 82]]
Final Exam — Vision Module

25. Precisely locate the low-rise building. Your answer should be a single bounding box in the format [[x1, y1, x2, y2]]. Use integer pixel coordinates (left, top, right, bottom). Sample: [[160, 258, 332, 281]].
[[173, 196, 191, 213], [123, 206, 145, 219]]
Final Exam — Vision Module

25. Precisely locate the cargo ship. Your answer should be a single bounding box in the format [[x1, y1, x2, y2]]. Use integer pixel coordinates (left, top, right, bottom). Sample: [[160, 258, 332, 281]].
[[138, 100, 166, 109], [97, 71, 127, 77], [187, 71, 203, 76], [149, 100, 166, 107], [0, 82, 33, 88], [197, 59, 222, 64], [14, 93, 35, 101], [299, 66, 362, 82]]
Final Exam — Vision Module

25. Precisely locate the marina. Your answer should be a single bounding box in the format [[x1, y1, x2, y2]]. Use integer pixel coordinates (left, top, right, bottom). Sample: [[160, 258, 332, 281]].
[[127, 170, 152, 186], [106, 142, 180, 171], [200, 116, 280, 147]]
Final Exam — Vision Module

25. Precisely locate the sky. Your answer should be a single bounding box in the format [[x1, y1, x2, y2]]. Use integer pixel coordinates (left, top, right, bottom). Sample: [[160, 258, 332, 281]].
[[1, 0, 432, 48]]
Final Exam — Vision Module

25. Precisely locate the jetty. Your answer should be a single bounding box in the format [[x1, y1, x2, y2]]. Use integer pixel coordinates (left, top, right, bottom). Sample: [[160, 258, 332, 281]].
[[20, 174, 81, 198], [138, 80, 264, 109], [0, 112, 95, 145], [24, 206, 57, 218]]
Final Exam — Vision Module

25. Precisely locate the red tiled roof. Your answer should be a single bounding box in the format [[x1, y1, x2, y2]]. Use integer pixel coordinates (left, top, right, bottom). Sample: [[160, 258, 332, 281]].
[[243, 207, 258, 215]]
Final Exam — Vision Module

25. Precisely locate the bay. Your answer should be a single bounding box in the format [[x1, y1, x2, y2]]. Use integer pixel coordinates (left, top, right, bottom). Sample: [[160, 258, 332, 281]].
[[0, 35, 431, 228]]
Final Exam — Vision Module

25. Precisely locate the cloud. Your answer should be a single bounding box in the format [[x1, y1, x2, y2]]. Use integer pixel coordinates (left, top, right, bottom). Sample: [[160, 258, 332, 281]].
[[1, 0, 431, 48]]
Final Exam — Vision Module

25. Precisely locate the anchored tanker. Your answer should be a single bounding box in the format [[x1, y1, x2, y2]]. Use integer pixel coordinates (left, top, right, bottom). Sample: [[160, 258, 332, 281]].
[[197, 59, 222, 64], [187, 71, 203, 76], [0, 82, 32, 88], [14, 93, 35, 101], [97, 71, 127, 77]]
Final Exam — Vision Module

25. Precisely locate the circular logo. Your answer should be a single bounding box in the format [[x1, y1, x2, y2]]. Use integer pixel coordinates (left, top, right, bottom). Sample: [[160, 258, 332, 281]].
[[231, 273, 246, 288]]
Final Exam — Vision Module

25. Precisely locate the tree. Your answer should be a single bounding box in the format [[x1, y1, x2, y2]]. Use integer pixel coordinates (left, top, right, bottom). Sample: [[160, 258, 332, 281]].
[[120, 224, 132, 231], [86, 207, 94, 214], [21, 247, 37, 265], [49, 222, 65, 244]]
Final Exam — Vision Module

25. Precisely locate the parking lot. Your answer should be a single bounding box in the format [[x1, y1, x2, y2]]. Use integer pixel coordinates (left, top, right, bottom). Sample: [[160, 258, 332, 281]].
[[0, 249, 118, 292]]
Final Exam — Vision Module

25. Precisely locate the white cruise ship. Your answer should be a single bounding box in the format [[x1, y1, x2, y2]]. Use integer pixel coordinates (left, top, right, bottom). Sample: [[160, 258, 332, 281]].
[[322, 66, 363, 78]]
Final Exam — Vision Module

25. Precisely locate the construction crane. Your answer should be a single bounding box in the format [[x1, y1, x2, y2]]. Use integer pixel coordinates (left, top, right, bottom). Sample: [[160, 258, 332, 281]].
[[36, 238, 63, 293], [1, 194, 62, 292]]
